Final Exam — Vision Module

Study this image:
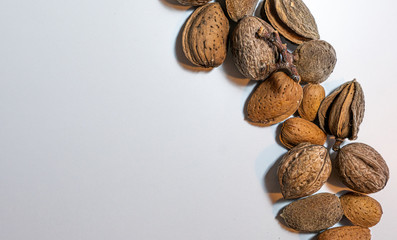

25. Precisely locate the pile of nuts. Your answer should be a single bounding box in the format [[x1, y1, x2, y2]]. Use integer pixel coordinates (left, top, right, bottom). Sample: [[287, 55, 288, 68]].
[[173, 0, 390, 238]]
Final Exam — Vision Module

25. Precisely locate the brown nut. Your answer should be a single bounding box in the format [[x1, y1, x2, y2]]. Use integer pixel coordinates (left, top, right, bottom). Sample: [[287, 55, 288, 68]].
[[318, 80, 365, 150], [264, 0, 319, 44], [336, 143, 389, 194], [340, 192, 383, 227], [279, 117, 327, 149], [245, 72, 302, 126], [298, 84, 325, 121], [230, 16, 299, 81], [278, 143, 331, 199], [182, 3, 229, 68], [293, 40, 337, 84], [177, 0, 211, 6], [335, 143, 389, 193], [317, 226, 371, 240], [226, 0, 259, 22], [280, 193, 343, 232]]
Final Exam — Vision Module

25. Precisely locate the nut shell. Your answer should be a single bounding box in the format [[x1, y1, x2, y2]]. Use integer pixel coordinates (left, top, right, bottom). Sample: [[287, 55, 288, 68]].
[[318, 80, 365, 150], [182, 3, 229, 68], [336, 143, 389, 194], [317, 226, 371, 240], [226, 0, 259, 22], [230, 16, 278, 80], [279, 117, 327, 149], [177, 0, 211, 6], [340, 192, 383, 227], [245, 72, 303, 126], [278, 143, 331, 199], [298, 84, 325, 121], [293, 40, 337, 84], [264, 0, 319, 44], [280, 193, 343, 232]]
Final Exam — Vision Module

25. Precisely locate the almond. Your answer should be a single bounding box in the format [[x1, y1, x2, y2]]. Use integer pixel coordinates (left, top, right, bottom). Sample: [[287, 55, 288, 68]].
[[245, 72, 302, 126], [340, 192, 383, 227], [280, 193, 343, 232], [182, 3, 229, 68], [279, 117, 326, 149], [317, 226, 371, 240], [298, 84, 325, 121]]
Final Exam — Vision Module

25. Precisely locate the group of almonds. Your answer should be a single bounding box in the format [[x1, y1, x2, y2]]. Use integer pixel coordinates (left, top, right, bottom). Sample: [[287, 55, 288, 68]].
[[174, 0, 390, 239]]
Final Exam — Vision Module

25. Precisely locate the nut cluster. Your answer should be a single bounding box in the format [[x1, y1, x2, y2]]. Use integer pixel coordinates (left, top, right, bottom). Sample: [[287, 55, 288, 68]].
[[168, 0, 389, 238]]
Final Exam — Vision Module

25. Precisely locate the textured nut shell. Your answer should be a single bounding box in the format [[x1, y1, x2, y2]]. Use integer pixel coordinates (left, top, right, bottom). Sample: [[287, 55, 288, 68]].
[[182, 3, 229, 68], [265, 0, 319, 44], [298, 84, 325, 121], [336, 143, 389, 194], [245, 72, 303, 126], [317, 226, 371, 240], [177, 0, 211, 6], [226, 0, 259, 22], [340, 192, 383, 227], [293, 40, 337, 84], [280, 193, 343, 232], [280, 117, 327, 149], [278, 143, 331, 199], [230, 16, 278, 80], [318, 80, 365, 142]]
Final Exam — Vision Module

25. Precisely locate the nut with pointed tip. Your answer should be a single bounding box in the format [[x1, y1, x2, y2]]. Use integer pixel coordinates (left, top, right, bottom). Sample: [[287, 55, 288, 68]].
[[182, 3, 229, 68], [225, 0, 259, 22], [340, 192, 383, 227], [280, 193, 343, 232], [279, 117, 327, 149], [317, 79, 365, 150], [317, 226, 371, 240], [336, 143, 389, 194], [264, 0, 319, 44], [298, 84, 325, 121], [245, 72, 302, 126], [278, 143, 331, 199]]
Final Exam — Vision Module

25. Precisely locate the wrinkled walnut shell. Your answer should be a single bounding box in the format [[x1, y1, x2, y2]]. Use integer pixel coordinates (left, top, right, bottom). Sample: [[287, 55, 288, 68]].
[[335, 142, 389, 194], [278, 143, 331, 199]]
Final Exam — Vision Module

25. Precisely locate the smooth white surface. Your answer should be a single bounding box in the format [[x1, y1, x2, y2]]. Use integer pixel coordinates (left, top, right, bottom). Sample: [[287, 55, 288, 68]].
[[0, 0, 396, 239]]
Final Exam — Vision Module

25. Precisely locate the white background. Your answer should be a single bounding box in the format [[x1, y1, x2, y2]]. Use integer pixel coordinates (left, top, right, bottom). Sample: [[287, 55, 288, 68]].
[[1, 0, 396, 239]]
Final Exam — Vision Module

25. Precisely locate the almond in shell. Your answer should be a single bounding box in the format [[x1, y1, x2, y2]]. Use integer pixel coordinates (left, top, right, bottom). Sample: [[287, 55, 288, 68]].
[[245, 72, 302, 126], [279, 117, 326, 149], [280, 193, 343, 232], [264, 0, 319, 44], [317, 226, 371, 240], [340, 192, 383, 227], [182, 3, 229, 68], [226, 0, 259, 22], [298, 84, 325, 121]]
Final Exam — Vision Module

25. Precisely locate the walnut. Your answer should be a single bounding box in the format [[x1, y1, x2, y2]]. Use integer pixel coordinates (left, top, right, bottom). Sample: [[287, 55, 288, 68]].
[[278, 143, 331, 199], [335, 142, 389, 194]]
